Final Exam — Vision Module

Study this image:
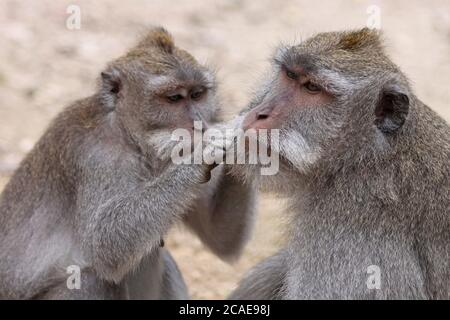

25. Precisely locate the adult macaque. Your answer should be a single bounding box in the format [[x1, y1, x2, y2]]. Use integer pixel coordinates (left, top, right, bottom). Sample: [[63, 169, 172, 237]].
[[0, 28, 255, 299], [230, 28, 449, 299]]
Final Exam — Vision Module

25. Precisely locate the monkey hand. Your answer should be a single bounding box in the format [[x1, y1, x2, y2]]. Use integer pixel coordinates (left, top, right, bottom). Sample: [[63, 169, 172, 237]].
[[197, 163, 219, 184], [196, 139, 224, 184]]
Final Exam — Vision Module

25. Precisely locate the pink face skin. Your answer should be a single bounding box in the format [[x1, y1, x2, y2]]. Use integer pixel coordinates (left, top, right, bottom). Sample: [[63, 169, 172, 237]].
[[243, 66, 333, 130]]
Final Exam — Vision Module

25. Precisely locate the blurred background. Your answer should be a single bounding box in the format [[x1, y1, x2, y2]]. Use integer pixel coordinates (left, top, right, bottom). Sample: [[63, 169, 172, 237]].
[[0, 0, 449, 299]]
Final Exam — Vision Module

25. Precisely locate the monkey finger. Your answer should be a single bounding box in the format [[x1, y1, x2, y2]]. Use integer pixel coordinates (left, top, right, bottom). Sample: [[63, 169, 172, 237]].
[[199, 170, 212, 184]]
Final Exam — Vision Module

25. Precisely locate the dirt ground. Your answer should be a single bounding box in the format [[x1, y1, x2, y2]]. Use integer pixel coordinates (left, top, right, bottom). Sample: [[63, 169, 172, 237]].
[[0, 0, 449, 299]]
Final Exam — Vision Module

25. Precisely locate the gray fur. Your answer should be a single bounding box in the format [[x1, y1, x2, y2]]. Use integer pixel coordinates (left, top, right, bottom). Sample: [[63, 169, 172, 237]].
[[230, 28, 449, 300], [229, 250, 287, 300], [0, 28, 255, 299]]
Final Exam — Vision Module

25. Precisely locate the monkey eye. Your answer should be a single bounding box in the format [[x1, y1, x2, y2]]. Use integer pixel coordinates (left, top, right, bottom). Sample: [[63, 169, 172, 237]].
[[304, 81, 321, 93], [190, 87, 206, 100], [286, 69, 299, 80], [166, 94, 184, 103]]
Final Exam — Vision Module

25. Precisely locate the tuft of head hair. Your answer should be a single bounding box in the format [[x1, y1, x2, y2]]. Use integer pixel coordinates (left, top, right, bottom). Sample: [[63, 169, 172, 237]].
[[337, 28, 384, 52], [135, 27, 174, 54]]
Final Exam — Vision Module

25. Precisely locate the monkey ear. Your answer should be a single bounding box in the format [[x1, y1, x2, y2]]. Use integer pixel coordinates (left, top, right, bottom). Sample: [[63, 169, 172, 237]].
[[100, 68, 122, 110], [374, 85, 410, 134]]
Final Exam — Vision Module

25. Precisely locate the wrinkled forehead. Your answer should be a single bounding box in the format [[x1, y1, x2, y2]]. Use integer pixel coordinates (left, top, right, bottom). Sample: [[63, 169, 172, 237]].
[[147, 67, 215, 91], [272, 45, 358, 94], [273, 44, 353, 76], [272, 43, 393, 94], [273, 34, 393, 75], [133, 56, 215, 92]]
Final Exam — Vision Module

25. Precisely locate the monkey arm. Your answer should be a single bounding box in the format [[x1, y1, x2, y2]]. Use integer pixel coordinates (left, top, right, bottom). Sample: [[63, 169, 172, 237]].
[[229, 249, 288, 300], [183, 165, 256, 261], [77, 163, 207, 283]]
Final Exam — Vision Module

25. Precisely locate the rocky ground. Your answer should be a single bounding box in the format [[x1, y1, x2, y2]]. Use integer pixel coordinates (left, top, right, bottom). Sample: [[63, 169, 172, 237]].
[[0, 0, 449, 299]]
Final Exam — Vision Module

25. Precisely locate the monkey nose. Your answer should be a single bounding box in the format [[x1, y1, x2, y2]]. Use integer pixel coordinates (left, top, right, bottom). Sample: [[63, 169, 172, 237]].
[[243, 109, 271, 130], [256, 112, 270, 121], [246, 117, 276, 131]]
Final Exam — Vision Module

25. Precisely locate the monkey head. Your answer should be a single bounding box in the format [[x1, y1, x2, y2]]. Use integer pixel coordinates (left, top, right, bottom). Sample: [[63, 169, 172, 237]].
[[236, 28, 411, 192], [98, 27, 218, 157]]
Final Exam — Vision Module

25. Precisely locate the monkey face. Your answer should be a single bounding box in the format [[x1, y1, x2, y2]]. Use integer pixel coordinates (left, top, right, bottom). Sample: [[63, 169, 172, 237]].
[[242, 67, 333, 131], [99, 28, 219, 156], [240, 57, 342, 176], [238, 28, 411, 180], [140, 67, 218, 133]]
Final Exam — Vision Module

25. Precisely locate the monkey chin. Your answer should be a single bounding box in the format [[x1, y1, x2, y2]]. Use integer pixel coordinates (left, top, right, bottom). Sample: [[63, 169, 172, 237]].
[[226, 162, 258, 183], [228, 161, 297, 196], [228, 130, 320, 195]]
